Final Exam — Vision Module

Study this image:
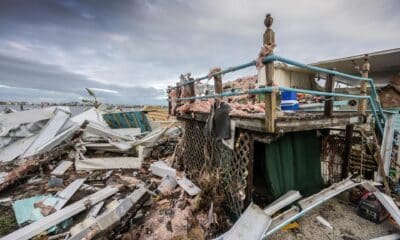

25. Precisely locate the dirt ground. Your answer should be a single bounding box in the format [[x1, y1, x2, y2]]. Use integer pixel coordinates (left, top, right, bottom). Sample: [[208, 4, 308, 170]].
[[268, 198, 399, 240]]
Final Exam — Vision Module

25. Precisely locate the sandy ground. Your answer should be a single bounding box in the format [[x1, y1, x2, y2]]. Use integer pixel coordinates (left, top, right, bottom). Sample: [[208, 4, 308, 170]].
[[268, 198, 399, 240]]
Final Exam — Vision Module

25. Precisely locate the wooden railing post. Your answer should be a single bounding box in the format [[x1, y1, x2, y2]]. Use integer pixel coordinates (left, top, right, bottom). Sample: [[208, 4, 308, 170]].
[[176, 82, 181, 112], [324, 73, 335, 117], [264, 14, 276, 132], [167, 86, 172, 115], [358, 54, 370, 115], [213, 68, 223, 105], [188, 81, 195, 104]]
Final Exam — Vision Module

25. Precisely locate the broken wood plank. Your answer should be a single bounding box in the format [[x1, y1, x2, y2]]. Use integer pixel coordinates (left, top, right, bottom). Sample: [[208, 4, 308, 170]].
[[176, 176, 201, 196], [1, 185, 120, 240], [265, 178, 361, 237], [51, 160, 73, 176], [69, 187, 147, 240], [149, 160, 176, 178], [0, 141, 75, 192], [53, 178, 86, 210], [75, 157, 142, 170]]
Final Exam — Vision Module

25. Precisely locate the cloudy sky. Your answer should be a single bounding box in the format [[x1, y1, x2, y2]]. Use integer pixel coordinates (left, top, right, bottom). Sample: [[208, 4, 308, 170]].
[[0, 0, 399, 105]]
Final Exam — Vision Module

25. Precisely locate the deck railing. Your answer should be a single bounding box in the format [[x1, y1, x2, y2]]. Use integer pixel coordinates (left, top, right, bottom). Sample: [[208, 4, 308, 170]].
[[168, 54, 385, 134], [168, 14, 385, 135]]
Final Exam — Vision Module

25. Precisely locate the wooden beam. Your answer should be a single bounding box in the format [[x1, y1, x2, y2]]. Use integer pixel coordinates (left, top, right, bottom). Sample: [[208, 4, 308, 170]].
[[341, 124, 354, 179], [324, 74, 334, 117], [357, 55, 370, 115], [265, 91, 277, 132]]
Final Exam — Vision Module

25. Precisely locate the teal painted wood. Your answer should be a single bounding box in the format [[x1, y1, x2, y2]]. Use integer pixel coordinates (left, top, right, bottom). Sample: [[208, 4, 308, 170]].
[[102, 112, 151, 132]]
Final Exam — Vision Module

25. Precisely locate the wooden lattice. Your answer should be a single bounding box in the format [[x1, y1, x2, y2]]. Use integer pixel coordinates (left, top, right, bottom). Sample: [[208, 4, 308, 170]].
[[176, 119, 251, 217]]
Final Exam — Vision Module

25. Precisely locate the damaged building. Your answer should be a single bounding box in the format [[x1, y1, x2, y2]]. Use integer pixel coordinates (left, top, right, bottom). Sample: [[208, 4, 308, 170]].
[[0, 14, 399, 240], [168, 15, 400, 239]]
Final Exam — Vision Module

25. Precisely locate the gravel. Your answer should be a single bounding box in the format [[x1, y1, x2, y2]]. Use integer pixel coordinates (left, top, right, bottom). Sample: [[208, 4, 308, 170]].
[[268, 198, 399, 240]]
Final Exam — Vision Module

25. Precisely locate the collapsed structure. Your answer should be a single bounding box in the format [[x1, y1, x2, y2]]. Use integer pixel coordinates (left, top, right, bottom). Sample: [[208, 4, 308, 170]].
[[168, 14, 400, 239]]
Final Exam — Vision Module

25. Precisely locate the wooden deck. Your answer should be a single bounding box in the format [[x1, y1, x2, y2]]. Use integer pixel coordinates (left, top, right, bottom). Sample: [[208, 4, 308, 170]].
[[177, 111, 365, 133]]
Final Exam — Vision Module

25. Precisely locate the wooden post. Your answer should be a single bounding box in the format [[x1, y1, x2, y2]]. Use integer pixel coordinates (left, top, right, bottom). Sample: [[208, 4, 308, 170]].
[[358, 54, 370, 115], [341, 124, 354, 179], [167, 86, 172, 115], [264, 14, 276, 132], [175, 82, 181, 113], [213, 68, 223, 105], [188, 81, 195, 104], [324, 73, 335, 117], [181, 74, 195, 104]]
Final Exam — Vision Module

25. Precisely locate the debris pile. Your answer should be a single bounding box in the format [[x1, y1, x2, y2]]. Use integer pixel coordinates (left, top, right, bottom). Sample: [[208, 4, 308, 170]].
[[0, 106, 219, 240]]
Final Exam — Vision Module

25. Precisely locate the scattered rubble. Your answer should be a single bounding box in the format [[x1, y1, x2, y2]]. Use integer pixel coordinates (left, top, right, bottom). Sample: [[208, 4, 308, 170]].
[[0, 106, 209, 240]]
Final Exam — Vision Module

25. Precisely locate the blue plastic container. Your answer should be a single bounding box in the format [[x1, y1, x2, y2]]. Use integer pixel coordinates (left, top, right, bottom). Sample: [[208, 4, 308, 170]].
[[281, 91, 297, 101], [281, 100, 299, 111]]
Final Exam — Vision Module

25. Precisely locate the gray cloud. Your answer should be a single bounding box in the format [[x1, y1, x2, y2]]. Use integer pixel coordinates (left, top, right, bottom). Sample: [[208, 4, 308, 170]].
[[0, 53, 164, 104], [0, 0, 399, 104]]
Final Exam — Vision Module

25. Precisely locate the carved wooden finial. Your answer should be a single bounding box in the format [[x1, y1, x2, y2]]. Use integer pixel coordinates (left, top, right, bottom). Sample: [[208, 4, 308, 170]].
[[362, 54, 370, 72], [363, 54, 369, 62], [264, 14, 273, 29]]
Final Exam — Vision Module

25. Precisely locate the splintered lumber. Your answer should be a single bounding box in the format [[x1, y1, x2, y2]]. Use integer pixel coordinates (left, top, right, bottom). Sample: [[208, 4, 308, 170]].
[[265, 178, 360, 237], [0, 186, 120, 240], [53, 178, 86, 210], [51, 160, 73, 176], [69, 187, 147, 240], [0, 142, 75, 192], [75, 157, 142, 170]]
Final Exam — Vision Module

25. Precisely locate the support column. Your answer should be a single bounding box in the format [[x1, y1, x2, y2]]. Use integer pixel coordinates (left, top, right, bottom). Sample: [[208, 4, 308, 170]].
[[324, 73, 335, 117], [358, 55, 370, 115], [264, 14, 276, 132], [341, 124, 354, 179]]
